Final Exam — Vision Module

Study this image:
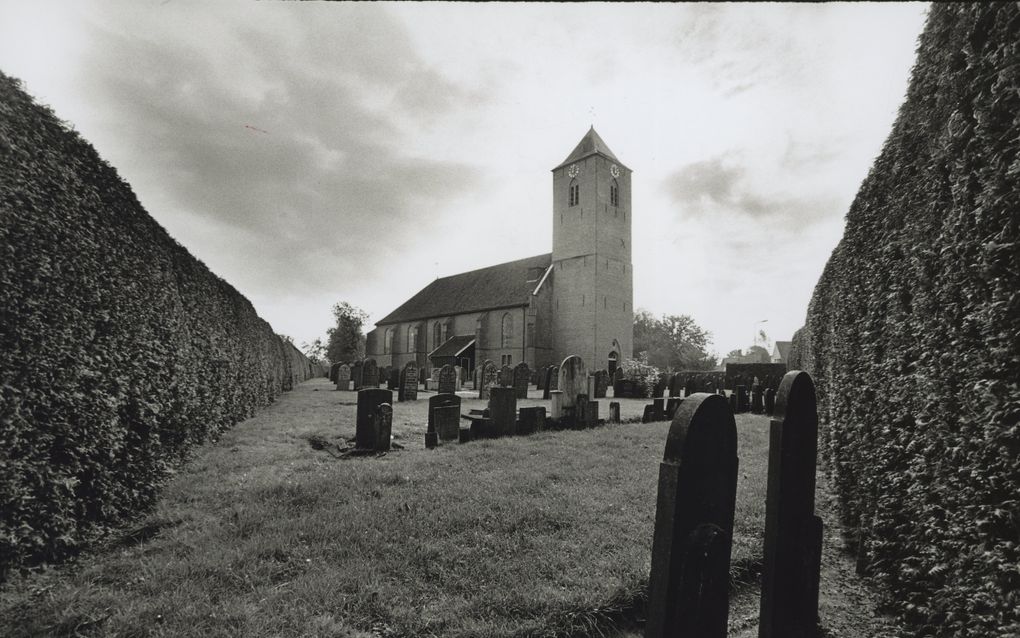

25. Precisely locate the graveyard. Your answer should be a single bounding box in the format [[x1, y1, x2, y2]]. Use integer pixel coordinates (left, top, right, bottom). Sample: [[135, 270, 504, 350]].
[[0, 374, 899, 637]]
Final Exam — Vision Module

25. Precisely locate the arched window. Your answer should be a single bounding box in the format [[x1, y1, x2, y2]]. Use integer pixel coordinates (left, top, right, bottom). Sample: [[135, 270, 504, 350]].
[[384, 328, 393, 354], [408, 326, 417, 353], [444, 320, 453, 343], [568, 179, 579, 207], [501, 313, 513, 348], [434, 322, 443, 349], [610, 179, 619, 206]]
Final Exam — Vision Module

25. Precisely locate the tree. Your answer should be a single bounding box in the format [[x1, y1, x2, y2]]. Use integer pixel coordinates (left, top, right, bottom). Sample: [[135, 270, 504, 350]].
[[747, 345, 770, 363], [302, 338, 327, 365], [325, 302, 368, 363], [633, 309, 716, 371]]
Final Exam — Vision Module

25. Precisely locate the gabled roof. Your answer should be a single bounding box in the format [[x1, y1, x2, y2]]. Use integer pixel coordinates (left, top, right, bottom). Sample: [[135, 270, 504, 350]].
[[553, 126, 625, 171], [376, 253, 551, 326], [773, 341, 793, 360], [429, 335, 475, 358]]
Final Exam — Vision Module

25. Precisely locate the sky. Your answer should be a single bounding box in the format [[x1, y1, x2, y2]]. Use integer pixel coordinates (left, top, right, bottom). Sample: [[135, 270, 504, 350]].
[[0, 1, 930, 359]]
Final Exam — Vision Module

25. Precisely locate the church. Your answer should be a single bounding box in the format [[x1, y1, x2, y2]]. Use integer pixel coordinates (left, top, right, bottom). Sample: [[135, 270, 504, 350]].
[[365, 127, 634, 379]]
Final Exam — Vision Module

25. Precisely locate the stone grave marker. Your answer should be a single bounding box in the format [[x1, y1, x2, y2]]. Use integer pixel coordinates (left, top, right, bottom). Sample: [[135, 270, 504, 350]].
[[336, 364, 351, 391], [518, 406, 546, 435], [557, 355, 587, 411], [764, 387, 776, 415], [398, 362, 419, 401], [433, 405, 460, 444], [362, 359, 379, 388], [646, 393, 738, 638], [549, 365, 559, 391], [759, 371, 823, 638], [489, 387, 517, 437], [355, 388, 393, 451], [352, 360, 364, 390], [751, 384, 764, 414], [612, 367, 625, 395], [609, 402, 621, 423], [428, 393, 462, 435], [594, 370, 609, 398], [542, 366, 555, 399], [513, 362, 530, 399], [388, 367, 400, 390], [550, 390, 564, 420], [479, 360, 498, 400], [735, 385, 749, 412], [438, 364, 457, 394], [499, 365, 513, 387], [329, 362, 341, 383]]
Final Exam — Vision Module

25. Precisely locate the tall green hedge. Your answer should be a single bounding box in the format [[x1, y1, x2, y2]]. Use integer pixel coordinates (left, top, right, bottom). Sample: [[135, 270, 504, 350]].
[[797, 4, 1019, 635], [0, 72, 318, 577]]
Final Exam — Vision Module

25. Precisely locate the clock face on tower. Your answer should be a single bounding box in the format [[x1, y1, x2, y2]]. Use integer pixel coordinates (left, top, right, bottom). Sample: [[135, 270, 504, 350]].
[[610, 164, 620, 178], [568, 164, 579, 178]]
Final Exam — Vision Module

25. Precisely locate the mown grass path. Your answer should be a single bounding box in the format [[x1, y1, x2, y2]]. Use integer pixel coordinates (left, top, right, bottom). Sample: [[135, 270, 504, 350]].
[[2, 378, 898, 637]]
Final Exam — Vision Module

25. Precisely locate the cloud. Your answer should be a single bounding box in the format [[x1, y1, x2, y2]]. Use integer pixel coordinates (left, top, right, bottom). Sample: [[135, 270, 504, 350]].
[[71, 3, 479, 296]]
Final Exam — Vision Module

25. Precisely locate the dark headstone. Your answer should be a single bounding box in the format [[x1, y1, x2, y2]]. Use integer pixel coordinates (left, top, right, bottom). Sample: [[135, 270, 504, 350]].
[[666, 397, 683, 420], [751, 384, 764, 414], [646, 393, 738, 638], [518, 406, 546, 435], [653, 397, 666, 421], [573, 393, 591, 429], [329, 362, 340, 383], [735, 385, 748, 412], [470, 418, 491, 440], [388, 367, 400, 391], [352, 361, 364, 390], [594, 370, 609, 399], [479, 360, 498, 400], [438, 364, 457, 395], [362, 359, 379, 388], [459, 427, 472, 444], [642, 404, 656, 423], [758, 371, 823, 638], [558, 356, 586, 411], [609, 401, 621, 423], [434, 405, 460, 443], [764, 387, 776, 415], [586, 399, 599, 428], [425, 431, 438, 449], [399, 363, 418, 402], [543, 366, 555, 399], [513, 362, 531, 399], [428, 393, 462, 434], [489, 387, 517, 437], [336, 364, 351, 391], [355, 389, 393, 451]]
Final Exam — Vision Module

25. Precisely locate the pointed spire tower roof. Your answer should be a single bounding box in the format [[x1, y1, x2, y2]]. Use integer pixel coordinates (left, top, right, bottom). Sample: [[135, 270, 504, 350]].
[[553, 126, 627, 171]]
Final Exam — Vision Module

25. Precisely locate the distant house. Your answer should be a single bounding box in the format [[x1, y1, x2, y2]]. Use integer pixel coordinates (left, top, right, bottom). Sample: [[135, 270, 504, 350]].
[[771, 341, 792, 363]]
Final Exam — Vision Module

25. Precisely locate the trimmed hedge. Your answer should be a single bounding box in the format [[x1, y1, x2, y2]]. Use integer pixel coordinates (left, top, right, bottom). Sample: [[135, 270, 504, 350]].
[[797, 4, 1019, 636], [0, 72, 318, 577], [723, 363, 786, 390]]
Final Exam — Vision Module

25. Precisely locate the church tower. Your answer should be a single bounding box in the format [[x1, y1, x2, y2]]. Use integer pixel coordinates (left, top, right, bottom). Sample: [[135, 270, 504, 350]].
[[550, 127, 633, 374]]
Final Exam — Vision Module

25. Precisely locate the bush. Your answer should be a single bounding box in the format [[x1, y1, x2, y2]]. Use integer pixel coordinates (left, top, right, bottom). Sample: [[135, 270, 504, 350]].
[[798, 4, 1020, 635], [0, 72, 317, 578], [619, 358, 661, 398]]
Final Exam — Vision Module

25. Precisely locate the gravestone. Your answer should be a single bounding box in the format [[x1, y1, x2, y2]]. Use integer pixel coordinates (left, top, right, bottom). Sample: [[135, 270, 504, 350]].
[[609, 401, 621, 423], [543, 366, 555, 400], [612, 367, 625, 395], [388, 367, 400, 391], [479, 360, 498, 400], [735, 385, 749, 412], [438, 364, 457, 395], [459, 427, 471, 443], [433, 405, 460, 444], [550, 390, 564, 420], [653, 375, 669, 399], [758, 371, 823, 638], [642, 404, 656, 423], [586, 399, 599, 428], [573, 393, 591, 429], [652, 397, 666, 421], [355, 389, 393, 451], [594, 370, 609, 399], [373, 403, 392, 451], [399, 362, 419, 402], [425, 431, 438, 449], [500, 365, 513, 387], [518, 406, 546, 435], [428, 393, 462, 435], [329, 362, 340, 383], [751, 384, 764, 414], [557, 355, 587, 411], [489, 387, 517, 438], [646, 393, 738, 638], [352, 361, 364, 390], [362, 359, 379, 388], [336, 364, 351, 391], [764, 387, 776, 415], [548, 365, 559, 391], [513, 362, 531, 399]]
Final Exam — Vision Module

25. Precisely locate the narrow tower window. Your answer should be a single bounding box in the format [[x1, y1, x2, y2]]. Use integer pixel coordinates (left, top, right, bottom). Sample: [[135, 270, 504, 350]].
[[568, 179, 579, 207], [610, 179, 619, 206]]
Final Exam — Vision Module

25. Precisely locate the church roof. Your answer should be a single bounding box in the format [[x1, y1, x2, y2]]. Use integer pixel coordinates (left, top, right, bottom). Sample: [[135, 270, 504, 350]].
[[553, 126, 625, 171], [376, 253, 552, 326], [429, 335, 476, 358], [773, 341, 793, 361]]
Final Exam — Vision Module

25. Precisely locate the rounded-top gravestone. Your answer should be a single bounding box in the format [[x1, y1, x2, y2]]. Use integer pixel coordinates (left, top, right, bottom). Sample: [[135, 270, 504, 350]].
[[557, 355, 587, 410]]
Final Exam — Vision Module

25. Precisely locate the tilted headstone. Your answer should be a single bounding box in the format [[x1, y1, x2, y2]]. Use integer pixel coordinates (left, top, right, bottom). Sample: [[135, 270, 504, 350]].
[[352, 361, 364, 390], [362, 359, 379, 388], [758, 371, 823, 638], [488, 387, 517, 437], [428, 393, 462, 434], [518, 406, 546, 435], [479, 360, 498, 400], [557, 355, 587, 411], [438, 364, 457, 395], [336, 364, 351, 391], [513, 362, 531, 399], [646, 393, 738, 638], [609, 401, 621, 423], [355, 388, 393, 451], [398, 363, 419, 402], [433, 405, 460, 444]]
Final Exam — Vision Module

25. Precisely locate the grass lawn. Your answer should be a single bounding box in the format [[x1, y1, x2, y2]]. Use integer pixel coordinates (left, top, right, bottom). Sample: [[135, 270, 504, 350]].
[[1, 378, 770, 638]]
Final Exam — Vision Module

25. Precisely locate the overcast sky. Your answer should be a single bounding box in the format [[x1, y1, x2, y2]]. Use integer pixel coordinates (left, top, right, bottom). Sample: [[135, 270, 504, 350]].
[[0, 1, 929, 359]]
